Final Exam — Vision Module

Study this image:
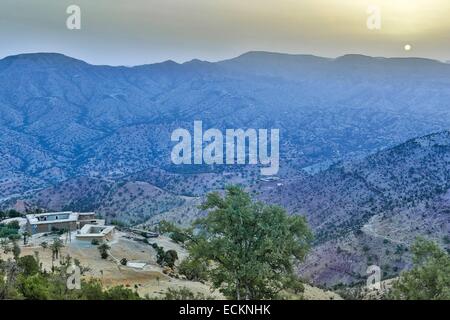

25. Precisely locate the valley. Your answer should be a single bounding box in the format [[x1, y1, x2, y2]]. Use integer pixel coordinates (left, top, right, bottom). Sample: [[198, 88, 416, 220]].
[[0, 52, 449, 293]]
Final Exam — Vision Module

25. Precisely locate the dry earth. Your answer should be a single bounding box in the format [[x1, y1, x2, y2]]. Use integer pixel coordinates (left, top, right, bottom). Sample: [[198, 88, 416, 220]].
[[1, 230, 342, 300]]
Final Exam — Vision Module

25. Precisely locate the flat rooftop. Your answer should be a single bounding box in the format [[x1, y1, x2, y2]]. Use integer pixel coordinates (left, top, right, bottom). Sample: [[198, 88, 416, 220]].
[[77, 212, 96, 216], [26, 211, 78, 225], [26, 211, 96, 225], [76, 224, 115, 239]]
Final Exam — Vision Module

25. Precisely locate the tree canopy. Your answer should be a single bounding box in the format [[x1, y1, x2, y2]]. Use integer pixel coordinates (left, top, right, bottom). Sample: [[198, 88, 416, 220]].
[[161, 185, 313, 300], [0, 254, 140, 300], [389, 238, 450, 300]]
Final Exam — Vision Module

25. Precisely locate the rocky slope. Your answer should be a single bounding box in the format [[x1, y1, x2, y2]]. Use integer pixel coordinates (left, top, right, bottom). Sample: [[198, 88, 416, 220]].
[[260, 131, 450, 286], [2, 52, 450, 201], [1, 52, 449, 287], [142, 131, 450, 286]]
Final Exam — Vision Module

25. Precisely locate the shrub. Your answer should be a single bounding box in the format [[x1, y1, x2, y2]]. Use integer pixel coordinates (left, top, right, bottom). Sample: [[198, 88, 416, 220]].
[[153, 243, 178, 268], [0, 221, 20, 239], [178, 258, 208, 281], [169, 232, 188, 244], [98, 243, 110, 260], [389, 238, 450, 300], [17, 255, 40, 276], [164, 250, 178, 268], [162, 287, 209, 300]]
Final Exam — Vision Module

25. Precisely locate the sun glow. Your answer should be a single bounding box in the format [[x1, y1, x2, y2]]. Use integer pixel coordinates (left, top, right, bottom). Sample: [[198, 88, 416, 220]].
[[372, 0, 448, 35], [1, 0, 450, 64]]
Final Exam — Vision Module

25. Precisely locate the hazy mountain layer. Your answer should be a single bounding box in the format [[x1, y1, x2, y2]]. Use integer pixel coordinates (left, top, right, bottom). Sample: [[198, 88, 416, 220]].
[[2, 52, 450, 200], [1, 52, 449, 286]]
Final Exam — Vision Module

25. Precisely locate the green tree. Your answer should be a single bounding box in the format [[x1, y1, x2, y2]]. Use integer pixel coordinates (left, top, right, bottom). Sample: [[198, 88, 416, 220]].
[[160, 221, 188, 244], [164, 186, 313, 300], [7, 220, 20, 230], [12, 241, 21, 261], [50, 239, 64, 260], [98, 243, 111, 259], [389, 238, 450, 300], [16, 273, 51, 299], [1, 256, 141, 300], [162, 287, 210, 300], [0, 221, 20, 239], [164, 250, 178, 268], [0, 259, 20, 299], [105, 285, 140, 300], [152, 243, 178, 268], [23, 231, 30, 246], [0, 238, 10, 254], [178, 257, 208, 281], [154, 245, 166, 266], [17, 255, 40, 276], [77, 279, 105, 300], [7, 210, 21, 218]]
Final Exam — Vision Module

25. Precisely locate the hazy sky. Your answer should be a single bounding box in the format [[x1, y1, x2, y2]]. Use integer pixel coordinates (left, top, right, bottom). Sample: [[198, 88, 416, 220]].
[[1, 0, 449, 65]]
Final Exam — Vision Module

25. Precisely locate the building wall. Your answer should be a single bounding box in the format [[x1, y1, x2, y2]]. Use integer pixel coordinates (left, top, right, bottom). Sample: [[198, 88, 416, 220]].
[[79, 219, 101, 228], [28, 221, 77, 235], [76, 229, 115, 242], [77, 214, 96, 221]]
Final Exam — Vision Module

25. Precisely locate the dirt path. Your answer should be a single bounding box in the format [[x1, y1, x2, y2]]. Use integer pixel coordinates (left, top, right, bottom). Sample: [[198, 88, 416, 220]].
[[361, 215, 405, 245]]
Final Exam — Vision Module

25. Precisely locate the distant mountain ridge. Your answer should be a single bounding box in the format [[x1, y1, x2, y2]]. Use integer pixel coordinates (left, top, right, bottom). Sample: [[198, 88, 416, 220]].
[[1, 52, 449, 286], [1, 51, 450, 208], [261, 130, 450, 237], [260, 130, 450, 285], [138, 130, 450, 285]]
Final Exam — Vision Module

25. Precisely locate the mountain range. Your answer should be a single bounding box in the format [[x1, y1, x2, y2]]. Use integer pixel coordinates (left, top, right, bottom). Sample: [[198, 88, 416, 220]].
[[2, 52, 450, 197], [0, 51, 449, 286]]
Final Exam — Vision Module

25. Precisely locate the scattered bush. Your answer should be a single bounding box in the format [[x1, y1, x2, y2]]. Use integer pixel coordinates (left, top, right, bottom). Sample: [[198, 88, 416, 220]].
[[98, 243, 110, 260], [162, 287, 210, 300], [178, 258, 208, 281], [0, 221, 20, 239], [389, 238, 450, 300], [153, 243, 178, 268]]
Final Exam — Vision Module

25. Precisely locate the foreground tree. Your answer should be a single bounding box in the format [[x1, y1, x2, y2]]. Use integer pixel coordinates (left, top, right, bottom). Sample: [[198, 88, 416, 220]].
[[162, 287, 210, 300], [1, 254, 140, 300], [389, 238, 450, 300], [162, 186, 313, 300]]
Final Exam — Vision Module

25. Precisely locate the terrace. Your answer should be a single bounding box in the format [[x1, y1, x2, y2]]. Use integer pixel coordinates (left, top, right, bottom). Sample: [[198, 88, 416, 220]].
[[26, 212, 78, 224], [76, 224, 115, 241]]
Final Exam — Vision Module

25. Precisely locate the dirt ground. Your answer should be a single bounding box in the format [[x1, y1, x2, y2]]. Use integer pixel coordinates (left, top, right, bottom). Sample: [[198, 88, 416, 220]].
[[1, 230, 342, 300], [302, 284, 343, 300], [0, 230, 221, 299]]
